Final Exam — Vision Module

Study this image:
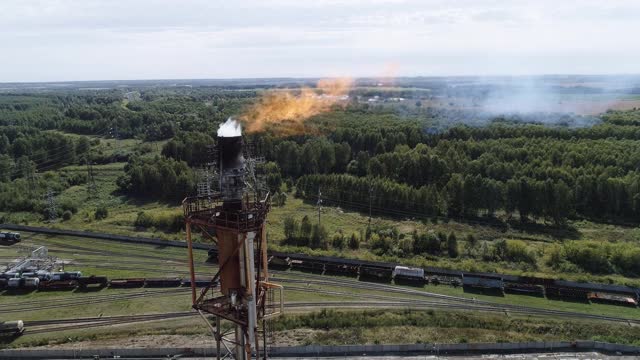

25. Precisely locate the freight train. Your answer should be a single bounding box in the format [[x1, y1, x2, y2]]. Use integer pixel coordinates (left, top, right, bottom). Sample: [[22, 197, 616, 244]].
[[1, 247, 638, 308], [0, 271, 215, 292], [261, 250, 640, 307]]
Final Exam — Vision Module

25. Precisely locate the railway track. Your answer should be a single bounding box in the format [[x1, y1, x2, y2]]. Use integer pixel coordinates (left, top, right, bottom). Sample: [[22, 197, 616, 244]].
[[9, 232, 640, 329], [275, 273, 640, 324], [5, 263, 640, 326], [0, 288, 191, 314], [5, 272, 638, 327], [19, 295, 640, 336]]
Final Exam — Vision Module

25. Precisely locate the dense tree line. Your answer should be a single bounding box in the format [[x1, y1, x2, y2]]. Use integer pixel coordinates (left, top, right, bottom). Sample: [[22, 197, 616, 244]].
[[161, 131, 215, 166], [116, 156, 195, 201], [0, 89, 253, 140], [261, 109, 640, 224], [0, 127, 91, 181], [0, 171, 85, 215]]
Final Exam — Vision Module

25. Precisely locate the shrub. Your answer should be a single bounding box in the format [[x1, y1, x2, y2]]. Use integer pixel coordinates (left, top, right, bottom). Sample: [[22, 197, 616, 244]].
[[564, 241, 612, 274], [331, 232, 345, 250], [348, 232, 360, 250], [447, 232, 458, 258], [95, 205, 108, 220], [135, 211, 153, 228], [283, 216, 299, 244], [504, 240, 536, 265], [62, 210, 73, 221], [311, 223, 328, 249], [134, 210, 183, 232], [611, 246, 640, 276]]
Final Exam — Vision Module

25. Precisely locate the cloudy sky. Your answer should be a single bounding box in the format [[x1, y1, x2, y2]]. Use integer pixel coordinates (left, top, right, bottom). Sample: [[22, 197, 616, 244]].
[[1, 0, 640, 82]]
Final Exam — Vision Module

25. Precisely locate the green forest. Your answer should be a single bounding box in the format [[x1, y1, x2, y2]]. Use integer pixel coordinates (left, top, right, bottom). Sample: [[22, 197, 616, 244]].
[[2, 86, 640, 283]]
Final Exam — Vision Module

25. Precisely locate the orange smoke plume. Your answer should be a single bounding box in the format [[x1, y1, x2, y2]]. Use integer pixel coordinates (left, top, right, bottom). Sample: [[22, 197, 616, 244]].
[[241, 78, 353, 135]]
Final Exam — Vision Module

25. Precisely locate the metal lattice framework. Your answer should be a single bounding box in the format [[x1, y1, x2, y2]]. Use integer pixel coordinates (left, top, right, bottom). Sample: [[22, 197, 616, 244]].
[[183, 133, 283, 360]]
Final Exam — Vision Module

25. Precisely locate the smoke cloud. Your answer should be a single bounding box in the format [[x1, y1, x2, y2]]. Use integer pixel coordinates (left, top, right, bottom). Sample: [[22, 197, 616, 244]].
[[241, 77, 353, 135], [217, 117, 242, 137]]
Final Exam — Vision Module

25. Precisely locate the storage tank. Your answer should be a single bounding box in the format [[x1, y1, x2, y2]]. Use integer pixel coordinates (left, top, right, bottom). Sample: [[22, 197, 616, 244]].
[[36, 270, 51, 280], [393, 266, 425, 279], [67, 271, 82, 279], [7, 278, 22, 288], [23, 277, 40, 288], [0, 320, 24, 335]]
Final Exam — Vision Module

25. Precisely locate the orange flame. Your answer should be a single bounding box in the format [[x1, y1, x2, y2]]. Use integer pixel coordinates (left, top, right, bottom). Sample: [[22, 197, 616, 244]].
[[241, 78, 354, 135]]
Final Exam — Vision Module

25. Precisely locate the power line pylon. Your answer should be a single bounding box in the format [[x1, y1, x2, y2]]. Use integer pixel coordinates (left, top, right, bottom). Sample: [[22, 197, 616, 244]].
[[368, 184, 374, 227], [317, 187, 322, 226], [44, 188, 57, 222], [86, 159, 97, 198]]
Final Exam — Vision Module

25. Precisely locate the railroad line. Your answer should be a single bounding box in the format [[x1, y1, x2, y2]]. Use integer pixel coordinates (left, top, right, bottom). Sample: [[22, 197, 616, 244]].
[[0, 288, 191, 314]]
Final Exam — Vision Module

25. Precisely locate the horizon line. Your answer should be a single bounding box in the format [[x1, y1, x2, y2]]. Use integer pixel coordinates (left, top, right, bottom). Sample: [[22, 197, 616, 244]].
[[2, 73, 640, 85]]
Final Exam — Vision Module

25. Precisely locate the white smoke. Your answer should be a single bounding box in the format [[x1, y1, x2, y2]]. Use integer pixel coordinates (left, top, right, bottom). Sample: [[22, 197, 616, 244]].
[[217, 117, 242, 137]]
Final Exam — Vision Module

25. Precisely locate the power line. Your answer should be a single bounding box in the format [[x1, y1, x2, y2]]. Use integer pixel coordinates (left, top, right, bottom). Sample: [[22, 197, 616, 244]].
[[7, 126, 111, 178], [9, 134, 139, 179], [296, 182, 508, 228]]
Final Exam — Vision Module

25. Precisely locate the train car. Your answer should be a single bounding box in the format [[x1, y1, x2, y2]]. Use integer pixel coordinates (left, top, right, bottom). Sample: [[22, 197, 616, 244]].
[[0, 321, 24, 337], [23, 277, 40, 289], [554, 279, 638, 298], [324, 261, 359, 277], [545, 286, 589, 301], [588, 292, 638, 307], [181, 277, 215, 288], [290, 259, 325, 274], [0, 231, 21, 244], [77, 275, 108, 288], [51, 271, 82, 281], [7, 278, 22, 288], [428, 275, 461, 286], [39, 280, 77, 291], [424, 267, 463, 286], [1, 271, 18, 279], [268, 255, 291, 270], [359, 266, 393, 282], [393, 266, 425, 285], [35, 270, 51, 281], [504, 282, 544, 296], [145, 278, 182, 288], [5, 277, 39, 291], [109, 278, 145, 288], [462, 276, 504, 294]]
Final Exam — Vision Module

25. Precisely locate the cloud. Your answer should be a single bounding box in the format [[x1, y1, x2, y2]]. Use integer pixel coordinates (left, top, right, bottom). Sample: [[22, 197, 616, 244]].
[[0, 0, 639, 81]]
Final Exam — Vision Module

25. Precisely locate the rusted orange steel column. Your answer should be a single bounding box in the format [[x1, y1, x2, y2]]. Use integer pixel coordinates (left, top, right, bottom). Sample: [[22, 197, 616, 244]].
[[185, 222, 196, 304]]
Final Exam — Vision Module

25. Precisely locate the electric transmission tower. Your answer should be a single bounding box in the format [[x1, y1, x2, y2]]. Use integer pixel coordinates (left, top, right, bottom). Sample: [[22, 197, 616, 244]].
[[368, 184, 374, 227], [44, 188, 57, 222], [27, 171, 37, 196], [317, 187, 322, 226], [86, 159, 97, 198]]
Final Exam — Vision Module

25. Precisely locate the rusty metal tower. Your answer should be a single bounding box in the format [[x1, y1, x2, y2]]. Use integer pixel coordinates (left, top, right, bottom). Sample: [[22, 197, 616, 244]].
[[183, 128, 283, 360]]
